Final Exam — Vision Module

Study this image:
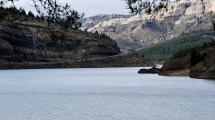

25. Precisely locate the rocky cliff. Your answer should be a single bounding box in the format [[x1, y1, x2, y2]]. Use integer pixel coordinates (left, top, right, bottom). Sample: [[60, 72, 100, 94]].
[[81, 14, 131, 31], [83, 0, 215, 49], [0, 21, 120, 59], [0, 15, 147, 69], [159, 41, 215, 79]]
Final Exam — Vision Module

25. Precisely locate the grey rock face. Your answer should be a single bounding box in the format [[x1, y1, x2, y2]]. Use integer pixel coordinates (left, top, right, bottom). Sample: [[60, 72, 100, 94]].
[[0, 21, 120, 59], [82, 0, 215, 49], [0, 39, 14, 55], [81, 14, 131, 31]]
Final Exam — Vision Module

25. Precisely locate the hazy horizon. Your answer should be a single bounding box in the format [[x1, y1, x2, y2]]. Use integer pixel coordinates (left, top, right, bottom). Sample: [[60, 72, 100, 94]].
[[13, 0, 129, 17]]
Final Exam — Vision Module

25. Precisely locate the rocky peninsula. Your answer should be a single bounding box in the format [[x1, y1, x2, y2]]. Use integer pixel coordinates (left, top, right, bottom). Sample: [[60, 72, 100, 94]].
[[159, 41, 215, 79]]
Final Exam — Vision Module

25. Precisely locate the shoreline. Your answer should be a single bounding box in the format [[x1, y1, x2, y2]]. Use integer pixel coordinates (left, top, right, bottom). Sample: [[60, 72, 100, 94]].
[[0, 61, 147, 70]]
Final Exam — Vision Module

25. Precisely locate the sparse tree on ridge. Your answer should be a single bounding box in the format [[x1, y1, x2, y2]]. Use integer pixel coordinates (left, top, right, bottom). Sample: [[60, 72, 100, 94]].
[[0, 0, 84, 46], [27, 11, 35, 18], [1, 0, 84, 29], [31, 0, 84, 29]]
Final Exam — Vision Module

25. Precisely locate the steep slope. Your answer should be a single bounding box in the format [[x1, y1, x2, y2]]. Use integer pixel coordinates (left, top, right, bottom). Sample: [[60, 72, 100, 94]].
[[0, 21, 120, 59], [84, 0, 215, 49], [81, 14, 131, 31], [0, 8, 130, 68], [159, 41, 215, 79], [137, 30, 215, 60], [0, 8, 147, 69]]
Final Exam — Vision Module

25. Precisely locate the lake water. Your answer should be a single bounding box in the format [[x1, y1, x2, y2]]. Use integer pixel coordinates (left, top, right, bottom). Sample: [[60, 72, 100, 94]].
[[0, 67, 215, 120]]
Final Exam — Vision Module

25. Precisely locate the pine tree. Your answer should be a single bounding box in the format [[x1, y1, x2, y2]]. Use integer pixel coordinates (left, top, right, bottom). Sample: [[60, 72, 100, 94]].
[[27, 11, 35, 18], [212, 21, 215, 32], [19, 8, 26, 16]]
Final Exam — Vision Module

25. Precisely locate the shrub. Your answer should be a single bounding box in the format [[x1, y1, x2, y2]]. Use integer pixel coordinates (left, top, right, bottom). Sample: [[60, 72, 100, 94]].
[[190, 49, 203, 66]]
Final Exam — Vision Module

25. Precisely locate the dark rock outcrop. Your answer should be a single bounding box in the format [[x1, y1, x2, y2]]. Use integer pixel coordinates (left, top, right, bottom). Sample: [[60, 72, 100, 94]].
[[159, 42, 215, 79], [0, 39, 14, 55], [0, 21, 120, 59], [159, 55, 191, 76], [138, 66, 161, 74], [189, 45, 215, 79], [190, 63, 215, 79]]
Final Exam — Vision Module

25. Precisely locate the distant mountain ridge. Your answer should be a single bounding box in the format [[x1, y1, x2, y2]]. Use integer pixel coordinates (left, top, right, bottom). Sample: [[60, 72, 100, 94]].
[[81, 14, 131, 31], [82, 0, 215, 49]]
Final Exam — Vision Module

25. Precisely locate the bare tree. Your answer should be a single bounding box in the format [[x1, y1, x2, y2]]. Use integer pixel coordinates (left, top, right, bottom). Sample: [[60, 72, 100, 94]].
[[32, 0, 84, 29], [1, 0, 84, 29], [0, 0, 84, 46], [124, 0, 171, 14]]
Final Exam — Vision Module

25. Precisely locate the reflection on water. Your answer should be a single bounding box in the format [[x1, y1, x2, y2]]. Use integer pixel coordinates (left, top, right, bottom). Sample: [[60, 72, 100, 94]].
[[0, 67, 215, 120]]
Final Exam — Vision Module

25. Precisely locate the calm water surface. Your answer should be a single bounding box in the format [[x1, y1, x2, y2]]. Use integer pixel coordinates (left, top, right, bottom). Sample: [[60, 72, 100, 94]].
[[0, 67, 215, 120]]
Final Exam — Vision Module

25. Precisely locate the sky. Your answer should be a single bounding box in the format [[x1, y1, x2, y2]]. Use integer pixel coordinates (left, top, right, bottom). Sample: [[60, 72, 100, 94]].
[[13, 0, 129, 17]]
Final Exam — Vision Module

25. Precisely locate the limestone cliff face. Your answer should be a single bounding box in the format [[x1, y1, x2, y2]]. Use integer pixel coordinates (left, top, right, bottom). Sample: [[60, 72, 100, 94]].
[[81, 14, 131, 31], [83, 0, 215, 49], [185, 0, 215, 15]]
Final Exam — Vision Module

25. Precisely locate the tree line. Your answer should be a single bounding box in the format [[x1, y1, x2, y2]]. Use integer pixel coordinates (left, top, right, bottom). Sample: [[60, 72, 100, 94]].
[[0, 0, 84, 29], [137, 29, 215, 61]]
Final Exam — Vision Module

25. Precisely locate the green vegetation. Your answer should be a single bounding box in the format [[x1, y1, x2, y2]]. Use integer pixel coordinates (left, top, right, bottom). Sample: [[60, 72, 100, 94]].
[[0, 0, 83, 33], [0, 7, 6, 20], [48, 30, 67, 46], [94, 31, 112, 40], [190, 49, 204, 66], [137, 29, 215, 61], [0, 1, 84, 46], [213, 21, 215, 32], [173, 40, 215, 59], [27, 11, 35, 18], [0, 7, 28, 20]]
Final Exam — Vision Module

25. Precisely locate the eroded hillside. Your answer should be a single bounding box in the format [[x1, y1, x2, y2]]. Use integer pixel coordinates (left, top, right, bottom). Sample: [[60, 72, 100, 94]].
[[83, 0, 215, 49]]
